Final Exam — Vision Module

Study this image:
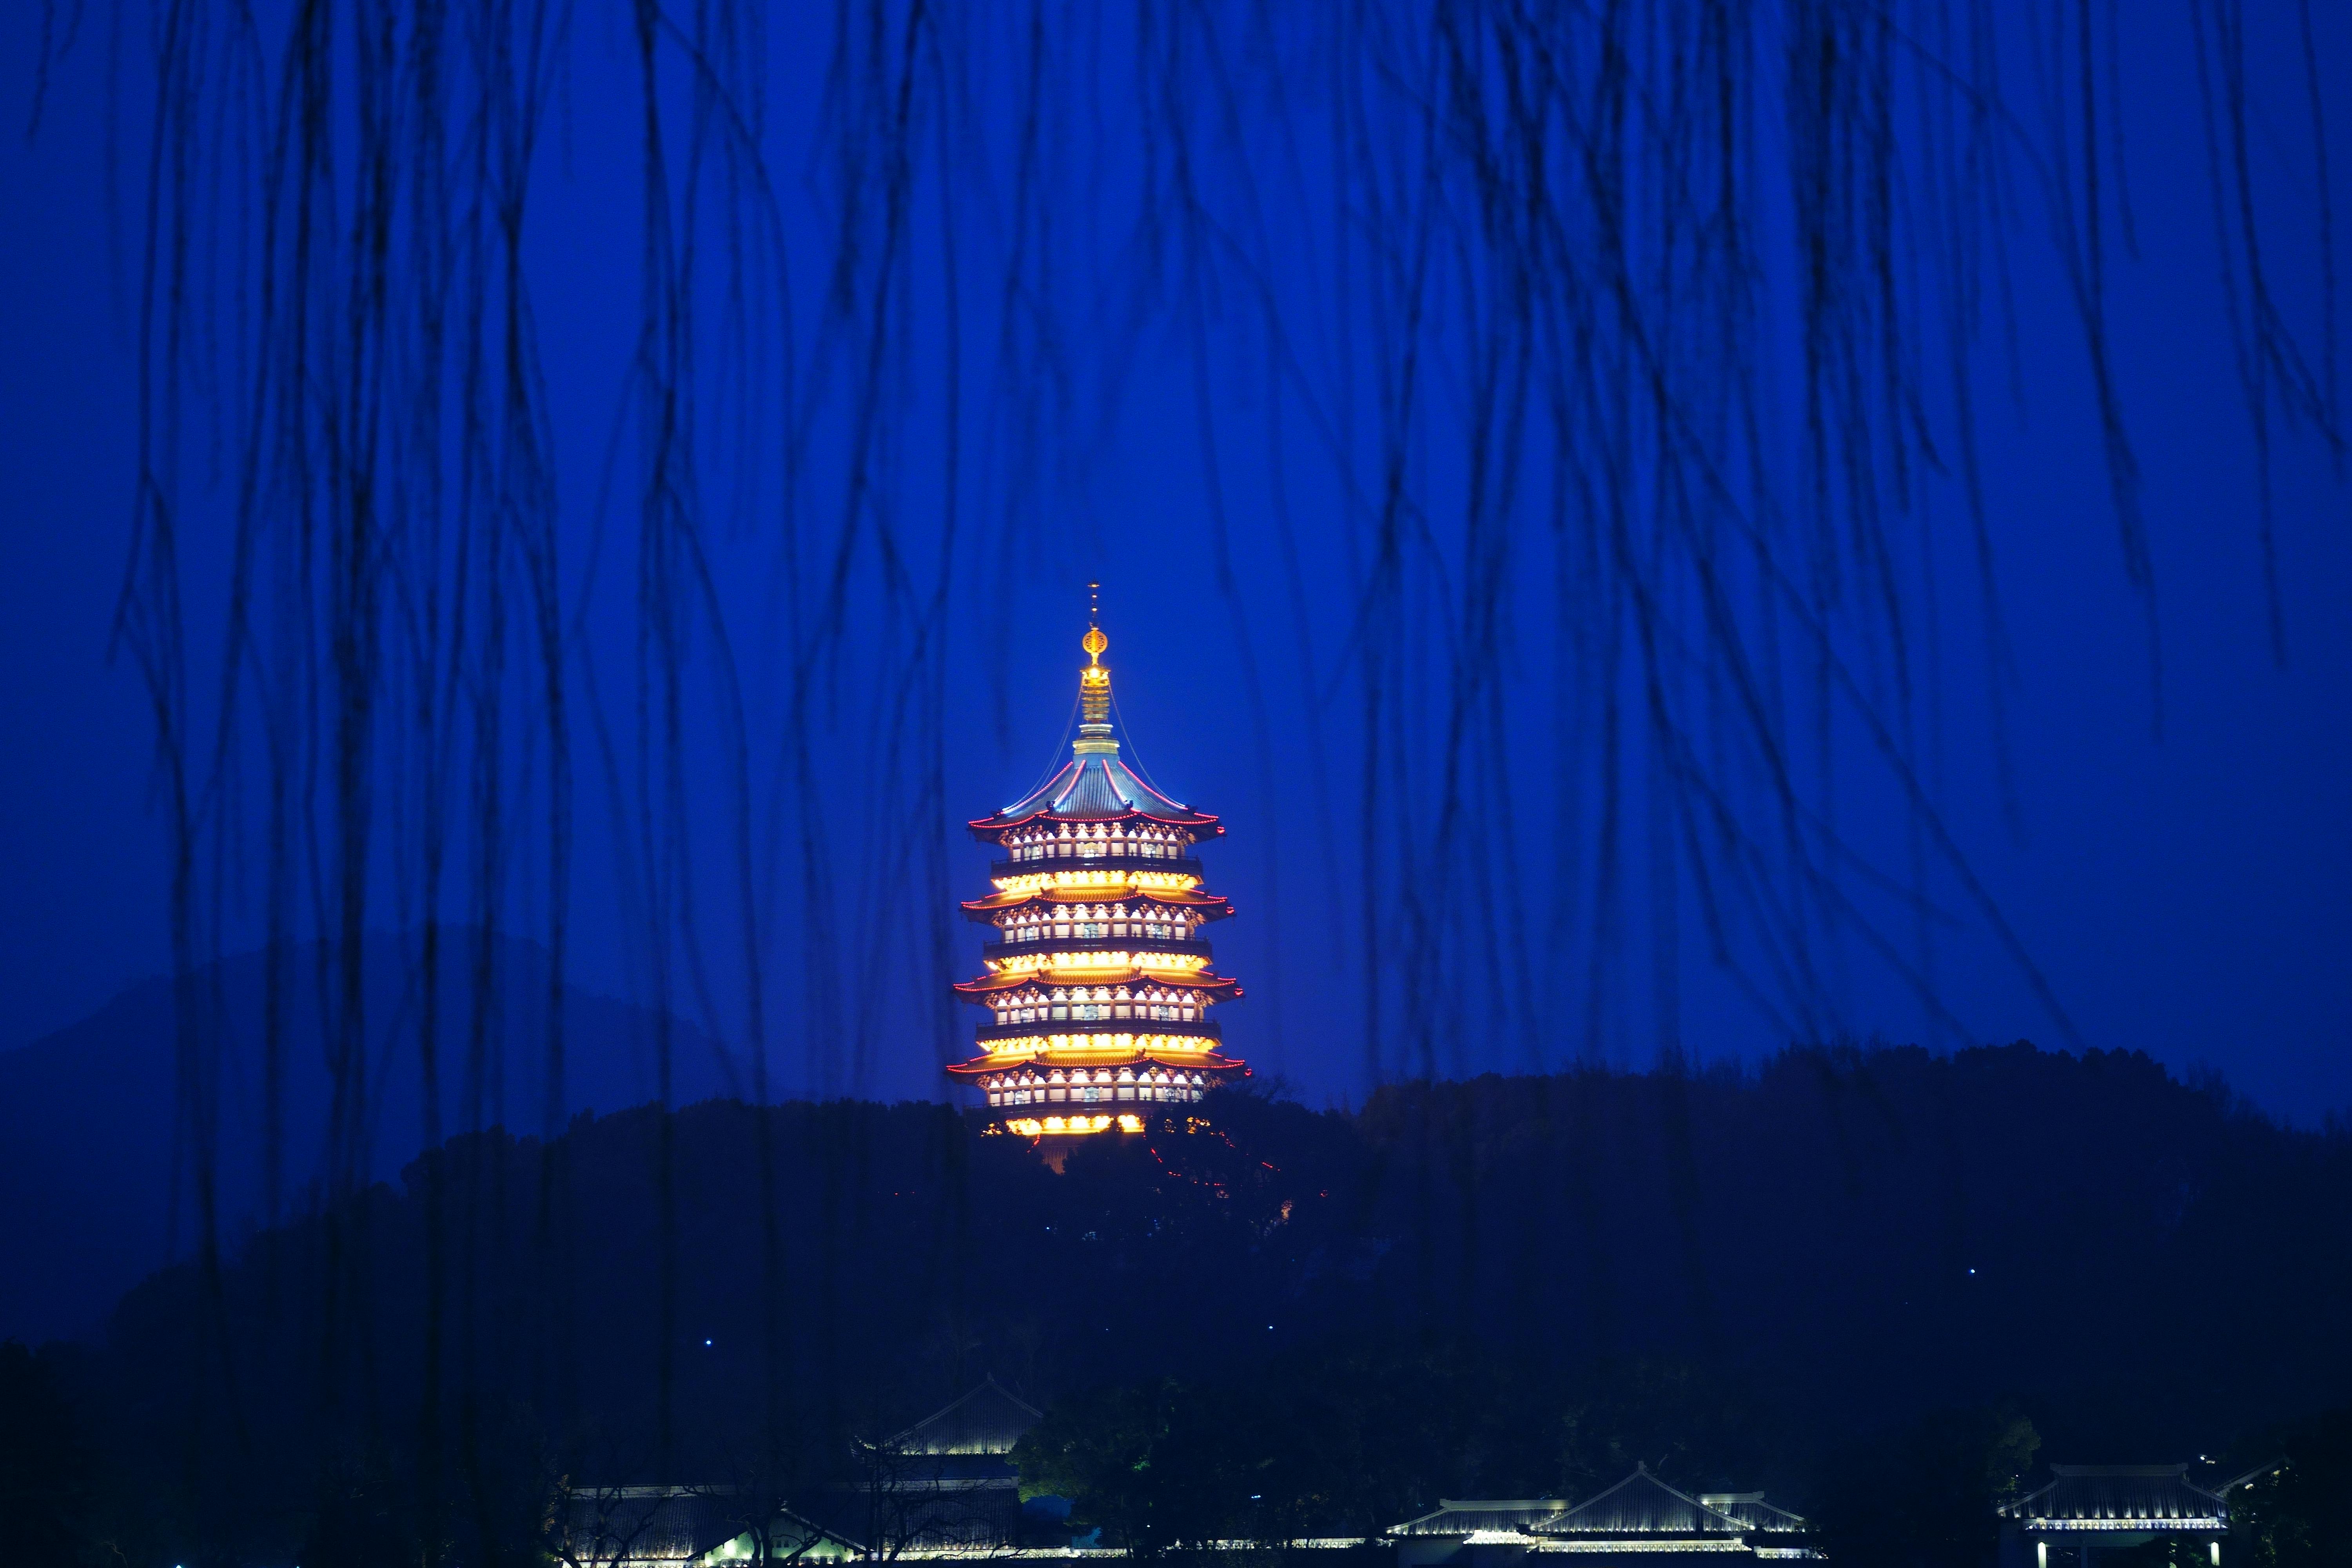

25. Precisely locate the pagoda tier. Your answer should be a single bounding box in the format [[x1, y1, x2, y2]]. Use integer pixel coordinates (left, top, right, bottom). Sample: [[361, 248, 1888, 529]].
[[947, 617, 1248, 1134]]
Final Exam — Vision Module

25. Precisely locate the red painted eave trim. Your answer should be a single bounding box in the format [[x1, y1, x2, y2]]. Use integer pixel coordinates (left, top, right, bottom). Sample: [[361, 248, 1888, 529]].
[[944, 1051, 1250, 1076]]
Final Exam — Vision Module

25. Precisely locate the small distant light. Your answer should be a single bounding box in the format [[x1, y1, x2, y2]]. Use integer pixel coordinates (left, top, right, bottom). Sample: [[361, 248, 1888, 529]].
[[1251, 1495, 1263, 1501], [1969, 1268, 1976, 1275], [704, 1339, 713, 1347]]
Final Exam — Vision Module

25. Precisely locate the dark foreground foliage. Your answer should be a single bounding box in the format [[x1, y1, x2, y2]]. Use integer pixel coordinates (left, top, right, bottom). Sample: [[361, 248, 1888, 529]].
[[13, 1044, 2352, 1565], [0, 1341, 103, 1566]]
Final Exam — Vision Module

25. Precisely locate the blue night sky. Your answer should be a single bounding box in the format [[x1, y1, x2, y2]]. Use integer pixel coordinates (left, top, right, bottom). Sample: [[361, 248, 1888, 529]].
[[0, 2, 2346, 1124]]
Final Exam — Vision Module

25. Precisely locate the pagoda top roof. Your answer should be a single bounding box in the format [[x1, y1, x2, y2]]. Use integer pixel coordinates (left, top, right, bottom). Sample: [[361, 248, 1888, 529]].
[[973, 752, 1219, 833], [971, 619, 1221, 834], [1998, 1466, 2232, 1530]]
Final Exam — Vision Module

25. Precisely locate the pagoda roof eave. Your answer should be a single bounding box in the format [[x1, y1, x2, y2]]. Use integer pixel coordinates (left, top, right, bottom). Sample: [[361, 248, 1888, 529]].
[[945, 1049, 1249, 1077], [970, 756, 1222, 833], [960, 887, 1235, 916], [953, 969, 1242, 996], [970, 807, 1223, 836]]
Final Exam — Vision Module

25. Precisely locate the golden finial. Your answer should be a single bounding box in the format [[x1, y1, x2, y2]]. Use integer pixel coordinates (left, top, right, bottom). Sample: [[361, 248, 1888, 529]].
[[1082, 581, 1108, 664], [1077, 583, 1113, 736]]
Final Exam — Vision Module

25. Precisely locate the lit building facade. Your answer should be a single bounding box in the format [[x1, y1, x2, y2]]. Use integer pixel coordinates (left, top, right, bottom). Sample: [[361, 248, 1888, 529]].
[[947, 620, 1249, 1135], [1388, 1466, 1818, 1565]]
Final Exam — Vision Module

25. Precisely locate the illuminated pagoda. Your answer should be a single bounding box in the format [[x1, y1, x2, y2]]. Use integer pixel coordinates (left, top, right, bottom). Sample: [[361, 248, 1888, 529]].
[[947, 612, 1248, 1135]]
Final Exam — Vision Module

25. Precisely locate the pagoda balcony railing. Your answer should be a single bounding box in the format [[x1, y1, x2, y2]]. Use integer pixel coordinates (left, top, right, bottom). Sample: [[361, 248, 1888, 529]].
[[989, 852, 1205, 879], [972, 1017, 1221, 1045], [980, 935, 1215, 962]]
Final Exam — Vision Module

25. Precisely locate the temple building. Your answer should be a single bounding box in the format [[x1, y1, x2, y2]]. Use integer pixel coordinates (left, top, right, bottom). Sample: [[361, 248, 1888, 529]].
[[1996, 1463, 2270, 1568], [853, 1376, 1047, 1554], [1389, 1466, 1816, 1566], [947, 615, 1249, 1134]]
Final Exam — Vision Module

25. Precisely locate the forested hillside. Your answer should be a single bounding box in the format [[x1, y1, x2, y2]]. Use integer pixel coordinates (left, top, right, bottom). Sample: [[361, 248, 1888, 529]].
[[18, 1044, 2352, 1564]]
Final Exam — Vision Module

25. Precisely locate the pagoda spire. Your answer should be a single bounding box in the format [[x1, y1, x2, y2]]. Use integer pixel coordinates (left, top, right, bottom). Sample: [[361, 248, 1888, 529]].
[[1078, 584, 1113, 742]]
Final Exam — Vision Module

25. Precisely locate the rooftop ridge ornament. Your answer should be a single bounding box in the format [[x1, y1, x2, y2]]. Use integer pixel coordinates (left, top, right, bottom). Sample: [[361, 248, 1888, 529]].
[[947, 596, 1249, 1135]]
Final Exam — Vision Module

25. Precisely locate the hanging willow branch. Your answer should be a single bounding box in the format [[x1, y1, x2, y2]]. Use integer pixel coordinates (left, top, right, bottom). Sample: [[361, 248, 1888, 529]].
[[53, 0, 2343, 1548]]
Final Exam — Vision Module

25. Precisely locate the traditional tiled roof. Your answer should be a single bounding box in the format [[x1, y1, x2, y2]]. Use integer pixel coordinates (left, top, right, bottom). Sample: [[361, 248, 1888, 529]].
[[973, 751, 1220, 833], [886, 1376, 1042, 1456], [1530, 1467, 1747, 1538], [1389, 1501, 1571, 1537], [1999, 1466, 2230, 1530], [1698, 1494, 1808, 1534]]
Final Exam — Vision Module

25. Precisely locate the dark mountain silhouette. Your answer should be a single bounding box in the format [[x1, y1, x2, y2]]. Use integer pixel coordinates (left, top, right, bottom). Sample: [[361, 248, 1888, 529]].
[[0, 936, 754, 1341], [5, 1036, 2347, 1565], [72, 1044, 2352, 1559]]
